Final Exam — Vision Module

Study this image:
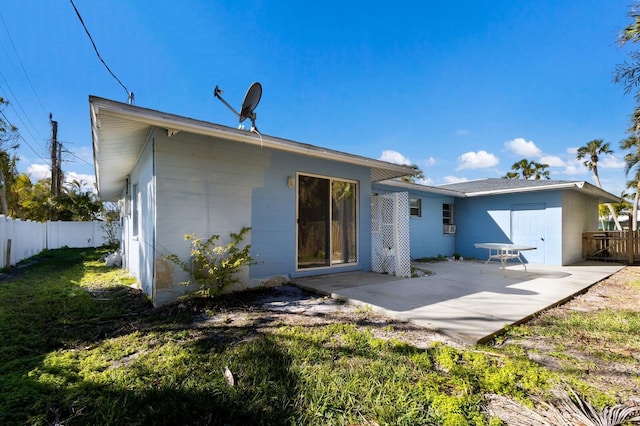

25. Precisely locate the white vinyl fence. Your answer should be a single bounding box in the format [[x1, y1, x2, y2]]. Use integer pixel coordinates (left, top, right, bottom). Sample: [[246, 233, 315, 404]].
[[0, 216, 112, 267]]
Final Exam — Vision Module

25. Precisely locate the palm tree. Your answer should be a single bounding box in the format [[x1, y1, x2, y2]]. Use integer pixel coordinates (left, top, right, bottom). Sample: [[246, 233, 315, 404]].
[[0, 97, 19, 216], [399, 164, 425, 184], [576, 139, 622, 230], [621, 140, 640, 231], [615, 3, 640, 230], [615, 2, 640, 99], [503, 159, 550, 180]]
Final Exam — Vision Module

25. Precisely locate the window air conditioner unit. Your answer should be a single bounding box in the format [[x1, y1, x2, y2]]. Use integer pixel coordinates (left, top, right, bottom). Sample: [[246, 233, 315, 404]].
[[443, 224, 456, 234]]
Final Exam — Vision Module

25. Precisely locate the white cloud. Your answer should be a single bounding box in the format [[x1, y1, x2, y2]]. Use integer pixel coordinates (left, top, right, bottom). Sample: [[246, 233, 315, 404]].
[[456, 150, 499, 170], [562, 164, 587, 175], [600, 155, 625, 169], [540, 155, 565, 167], [504, 137, 542, 157], [424, 156, 436, 167], [380, 150, 411, 165], [65, 172, 97, 193], [23, 165, 96, 193], [566, 146, 578, 155], [456, 129, 470, 136], [443, 176, 469, 184], [414, 177, 433, 185], [26, 164, 51, 181]]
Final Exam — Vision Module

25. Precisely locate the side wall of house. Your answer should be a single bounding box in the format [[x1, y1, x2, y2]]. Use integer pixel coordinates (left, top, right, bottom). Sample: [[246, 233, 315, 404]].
[[152, 130, 266, 304], [562, 190, 598, 265], [372, 183, 456, 259], [251, 148, 373, 280], [122, 132, 155, 297], [454, 191, 564, 265], [151, 129, 373, 305]]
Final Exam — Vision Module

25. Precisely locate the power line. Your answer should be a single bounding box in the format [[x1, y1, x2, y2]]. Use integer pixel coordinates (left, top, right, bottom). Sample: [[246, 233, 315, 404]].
[[61, 147, 92, 166], [0, 12, 48, 117], [0, 73, 47, 143], [0, 110, 48, 163], [69, 0, 134, 104]]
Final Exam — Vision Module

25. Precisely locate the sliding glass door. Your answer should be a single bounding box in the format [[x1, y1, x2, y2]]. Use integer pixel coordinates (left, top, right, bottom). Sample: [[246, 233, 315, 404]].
[[297, 174, 357, 269]]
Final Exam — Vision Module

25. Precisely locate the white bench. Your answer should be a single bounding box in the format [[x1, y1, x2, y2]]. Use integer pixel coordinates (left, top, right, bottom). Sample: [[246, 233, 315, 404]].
[[474, 243, 537, 271]]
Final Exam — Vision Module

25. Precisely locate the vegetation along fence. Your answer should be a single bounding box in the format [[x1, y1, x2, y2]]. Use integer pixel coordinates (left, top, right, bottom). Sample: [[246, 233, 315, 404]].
[[0, 216, 111, 268], [583, 230, 640, 264]]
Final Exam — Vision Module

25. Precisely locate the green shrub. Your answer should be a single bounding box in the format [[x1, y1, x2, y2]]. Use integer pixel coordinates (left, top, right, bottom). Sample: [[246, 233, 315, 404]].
[[166, 226, 255, 297]]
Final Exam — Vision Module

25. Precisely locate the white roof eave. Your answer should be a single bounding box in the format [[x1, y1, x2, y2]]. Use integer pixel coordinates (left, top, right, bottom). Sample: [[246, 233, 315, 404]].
[[90, 96, 414, 200], [462, 181, 621, 203]]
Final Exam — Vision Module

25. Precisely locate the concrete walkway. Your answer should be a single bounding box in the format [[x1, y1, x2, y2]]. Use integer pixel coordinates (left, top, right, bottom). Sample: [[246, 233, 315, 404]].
[[295, 260, 624, 344]]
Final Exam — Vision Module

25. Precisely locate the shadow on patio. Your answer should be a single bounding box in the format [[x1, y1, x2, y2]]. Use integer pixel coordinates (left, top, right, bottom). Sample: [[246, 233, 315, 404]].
[[295, 260, 624, 344]]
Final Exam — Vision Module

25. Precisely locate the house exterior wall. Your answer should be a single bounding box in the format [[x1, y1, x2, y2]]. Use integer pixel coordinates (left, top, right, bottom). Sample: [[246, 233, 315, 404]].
[[121, 132, 155, 297], [145, 128, 372, 305], [562, 190, 599, 264], [372, 183, 456, 259], [454, 190, 565, 265], [252, 150, 373, 280]]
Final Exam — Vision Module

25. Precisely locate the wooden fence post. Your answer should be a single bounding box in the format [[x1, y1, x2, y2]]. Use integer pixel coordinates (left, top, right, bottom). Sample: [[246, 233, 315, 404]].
[[628, 229, 634, 265], [5, 238, 11, 268]]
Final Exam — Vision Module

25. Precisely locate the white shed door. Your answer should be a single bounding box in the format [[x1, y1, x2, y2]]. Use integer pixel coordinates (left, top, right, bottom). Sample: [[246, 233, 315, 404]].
[[511, 204, 545, 264]]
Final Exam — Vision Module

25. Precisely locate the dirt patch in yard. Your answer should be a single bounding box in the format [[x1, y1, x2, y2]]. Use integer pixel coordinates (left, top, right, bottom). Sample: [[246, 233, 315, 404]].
[[501, 266, 640, 396], [171, 284, 465, 350], [72, 264, 639, 424]]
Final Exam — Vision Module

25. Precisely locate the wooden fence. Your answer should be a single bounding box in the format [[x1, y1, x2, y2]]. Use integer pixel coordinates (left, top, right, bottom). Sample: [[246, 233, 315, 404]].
[[582, 230, 640, 264]]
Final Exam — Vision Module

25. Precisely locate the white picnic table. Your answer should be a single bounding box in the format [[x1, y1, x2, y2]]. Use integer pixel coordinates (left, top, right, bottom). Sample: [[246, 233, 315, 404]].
[[474, 243, 537, 271]]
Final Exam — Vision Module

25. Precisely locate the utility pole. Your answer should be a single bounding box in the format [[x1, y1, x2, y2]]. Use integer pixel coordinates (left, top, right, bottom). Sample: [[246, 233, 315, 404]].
[[49, 113, 59, 197], [56, 140, 63, 196]]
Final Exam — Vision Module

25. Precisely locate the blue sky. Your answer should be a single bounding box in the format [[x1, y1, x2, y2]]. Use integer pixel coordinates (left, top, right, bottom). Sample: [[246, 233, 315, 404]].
[[0, 1, 637, 196]]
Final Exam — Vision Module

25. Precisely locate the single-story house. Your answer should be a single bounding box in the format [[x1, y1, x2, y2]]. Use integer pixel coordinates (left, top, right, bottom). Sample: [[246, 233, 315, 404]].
[[90, 96, 415, 305], [91, 96, 621, 305], [372, 178, 621, 265]]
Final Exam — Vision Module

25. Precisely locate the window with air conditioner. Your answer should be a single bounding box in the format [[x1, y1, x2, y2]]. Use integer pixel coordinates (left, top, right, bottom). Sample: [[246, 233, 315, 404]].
[[442, 203, 455, 233]]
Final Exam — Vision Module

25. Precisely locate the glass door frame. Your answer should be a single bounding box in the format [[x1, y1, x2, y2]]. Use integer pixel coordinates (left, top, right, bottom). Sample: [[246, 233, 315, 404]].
[[295, 172, 359, 271]]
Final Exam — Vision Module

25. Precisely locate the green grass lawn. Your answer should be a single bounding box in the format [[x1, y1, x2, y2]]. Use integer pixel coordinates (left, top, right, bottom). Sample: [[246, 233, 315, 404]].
[[0, 248, 637, 425]]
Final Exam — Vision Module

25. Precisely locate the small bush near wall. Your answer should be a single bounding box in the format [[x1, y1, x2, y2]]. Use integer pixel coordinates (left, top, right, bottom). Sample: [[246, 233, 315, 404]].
[[166, 227, 255, 297]]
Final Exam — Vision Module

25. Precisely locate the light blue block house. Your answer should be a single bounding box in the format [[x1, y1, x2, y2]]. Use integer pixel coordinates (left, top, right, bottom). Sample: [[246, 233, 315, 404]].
[[90, 97, 414, 305], [371, 180, 459, 259], [91, 96, 620, 305], [374, 179, 620, 266]]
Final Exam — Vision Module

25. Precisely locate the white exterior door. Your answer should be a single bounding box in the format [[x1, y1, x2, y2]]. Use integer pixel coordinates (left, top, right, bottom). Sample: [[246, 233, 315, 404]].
[[511, 203, 545, 264]]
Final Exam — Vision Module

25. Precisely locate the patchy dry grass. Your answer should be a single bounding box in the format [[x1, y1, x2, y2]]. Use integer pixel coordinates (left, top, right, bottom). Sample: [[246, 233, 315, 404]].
[[1, 249, 639, 425]]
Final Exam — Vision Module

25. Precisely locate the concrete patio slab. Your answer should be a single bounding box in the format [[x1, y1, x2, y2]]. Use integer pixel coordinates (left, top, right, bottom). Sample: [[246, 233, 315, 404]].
[[294, 260, 624, 344]]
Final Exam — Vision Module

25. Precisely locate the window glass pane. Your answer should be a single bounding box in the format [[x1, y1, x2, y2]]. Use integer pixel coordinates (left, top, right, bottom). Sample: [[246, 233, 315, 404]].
[[331, 181, 357, 264], [443, 203, 453, 224], [297, 175, 358, 269], [132, 183, 139, 236], [298, 175, 330, 268], [410, 198, 421, 217]]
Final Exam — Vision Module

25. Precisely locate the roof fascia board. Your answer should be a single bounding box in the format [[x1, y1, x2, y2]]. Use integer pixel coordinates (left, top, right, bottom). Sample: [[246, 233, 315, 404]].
[[90, 96, 414, 177], [376, 179, 466, 197], [462, 182, 582, 197], [461, 181, 620, 203]]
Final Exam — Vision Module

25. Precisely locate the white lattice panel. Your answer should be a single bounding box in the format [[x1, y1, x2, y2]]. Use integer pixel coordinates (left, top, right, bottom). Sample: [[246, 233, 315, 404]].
[[371, 192, 411, 277]]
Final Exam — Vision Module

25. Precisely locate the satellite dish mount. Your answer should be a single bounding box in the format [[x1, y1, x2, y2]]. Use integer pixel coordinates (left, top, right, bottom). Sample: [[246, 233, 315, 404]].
[[214, 82, 262, 131]]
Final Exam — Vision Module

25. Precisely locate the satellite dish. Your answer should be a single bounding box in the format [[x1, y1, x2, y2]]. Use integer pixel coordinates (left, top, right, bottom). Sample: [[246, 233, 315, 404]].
[[239, 82, 262, 124], [214, 82, 262, 131]]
